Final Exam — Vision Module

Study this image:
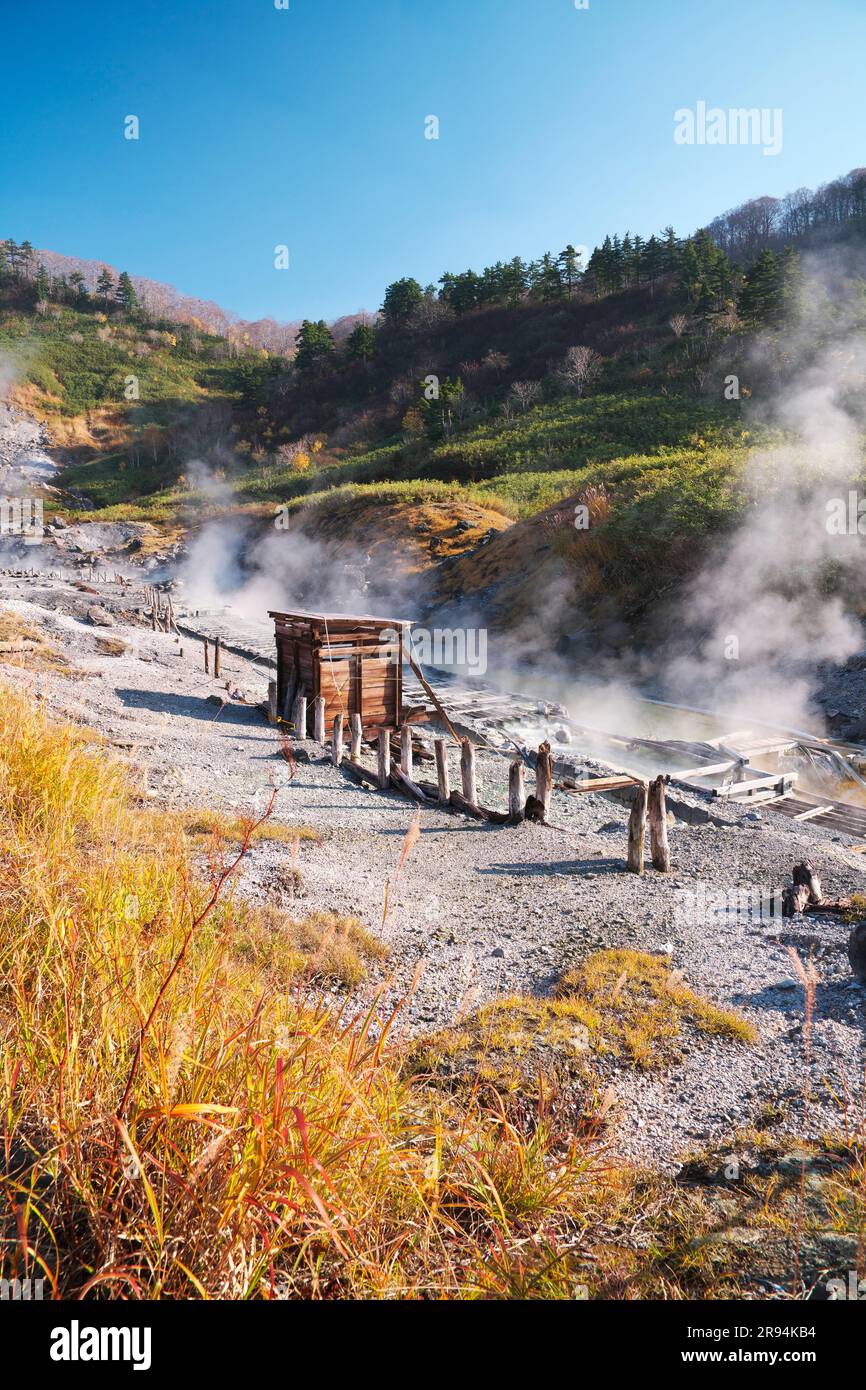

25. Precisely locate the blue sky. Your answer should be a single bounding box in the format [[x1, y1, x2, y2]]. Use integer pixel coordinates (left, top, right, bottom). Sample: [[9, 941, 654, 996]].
[[1, 0, 863, 322]]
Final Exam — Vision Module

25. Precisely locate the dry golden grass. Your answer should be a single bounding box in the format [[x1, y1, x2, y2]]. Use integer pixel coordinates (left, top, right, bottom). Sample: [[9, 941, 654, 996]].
[[0, 686, 610, 1298], [412, 949, 755, 1091], [233, 905, 388, 989], [178, 807, 319, 847], [556, 948, 756, 1068], [1, 686, 857, 1301]]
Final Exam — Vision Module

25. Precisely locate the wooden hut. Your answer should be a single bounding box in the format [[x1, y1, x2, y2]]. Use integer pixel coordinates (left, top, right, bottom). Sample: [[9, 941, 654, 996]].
[[269, 609, 413, 736]]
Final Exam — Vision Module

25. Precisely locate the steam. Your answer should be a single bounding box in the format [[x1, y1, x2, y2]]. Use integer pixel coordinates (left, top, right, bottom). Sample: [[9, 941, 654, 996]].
[[173, 251, 866, 745]]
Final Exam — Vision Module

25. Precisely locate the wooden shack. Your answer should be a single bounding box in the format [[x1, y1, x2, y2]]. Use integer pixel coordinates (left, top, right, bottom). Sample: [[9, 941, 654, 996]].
[[270, 609, 413, 736]]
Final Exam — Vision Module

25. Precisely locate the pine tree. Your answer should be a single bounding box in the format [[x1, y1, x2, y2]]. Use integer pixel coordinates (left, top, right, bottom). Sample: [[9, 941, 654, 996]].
[[96, 268, 115, 304], [738, 248, 780, 325], [381, 277, 423, 326], [346, 321, 376, 361], [294, 319, 335, 373], [558, 244, 582, 296], [116, 271, 138, 310], [34, 263, 51, 301]]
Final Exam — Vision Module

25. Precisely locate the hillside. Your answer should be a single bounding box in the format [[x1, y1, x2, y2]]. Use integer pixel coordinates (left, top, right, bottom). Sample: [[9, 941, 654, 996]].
[[2, 170, 865, 660]]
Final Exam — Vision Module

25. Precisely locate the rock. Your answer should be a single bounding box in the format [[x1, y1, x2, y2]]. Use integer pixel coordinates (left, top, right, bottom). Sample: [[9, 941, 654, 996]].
[[553, 726, 572, 743], [848, 922, 866, 984], [86, 605, 115, 627]]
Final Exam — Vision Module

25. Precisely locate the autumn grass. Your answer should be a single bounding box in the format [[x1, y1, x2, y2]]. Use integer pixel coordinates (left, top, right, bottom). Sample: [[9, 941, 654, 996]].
[[5, 686, 857, 1300], [0, 686, 615, 1299], [556, 948, 756, 1068], [411, 948, 755, 1093], [177, 807, 319, 847]]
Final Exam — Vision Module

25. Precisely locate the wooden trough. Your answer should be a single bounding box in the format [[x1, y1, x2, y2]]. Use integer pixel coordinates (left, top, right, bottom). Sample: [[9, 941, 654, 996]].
[[269, 609, 413, 738]]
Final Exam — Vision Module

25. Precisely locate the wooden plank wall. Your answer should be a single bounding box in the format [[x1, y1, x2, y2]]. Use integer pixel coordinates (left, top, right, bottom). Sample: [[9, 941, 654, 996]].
[[273, 616, 404, 734]]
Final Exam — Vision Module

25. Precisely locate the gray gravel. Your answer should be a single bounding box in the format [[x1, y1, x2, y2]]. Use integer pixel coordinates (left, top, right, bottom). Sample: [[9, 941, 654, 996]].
[[3, 571, 866, 1171]]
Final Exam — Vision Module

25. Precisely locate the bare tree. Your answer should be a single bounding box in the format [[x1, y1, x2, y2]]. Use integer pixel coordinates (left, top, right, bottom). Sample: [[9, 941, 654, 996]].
[[560, 345, 603, 395], [508, 380, 542, 412], [669, 313, 688, 339]]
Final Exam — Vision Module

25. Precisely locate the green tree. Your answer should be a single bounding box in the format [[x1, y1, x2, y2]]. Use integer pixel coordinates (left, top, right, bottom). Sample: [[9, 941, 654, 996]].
[[346, 321, 376, 361], [116, 271, 138, 310], [558, 244, 583, 295], [738, 248, 781, 325], [294, 319, 335, 374], [96, 268, 115, 304], [381, 277, 423, 326]]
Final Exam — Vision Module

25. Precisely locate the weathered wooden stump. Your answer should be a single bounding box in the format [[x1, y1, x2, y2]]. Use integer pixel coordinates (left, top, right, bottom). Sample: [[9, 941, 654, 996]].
[[313, 696, 326, 744], [400, 725, 414, 780], [793, 861, 823, 905], [378, 727, 392, 789], [648, 775, 671, 872], [292, 689, 307, 738], [332, 714, 344, 767], [350, 713, 363, 761], [848, 921, 866, 983], [461, 738, 477, 805], [782, 883, 812, 917], [627, 782, 648, 874], [435, 738, 450, 801], [267, 680, 278, 724], [509, 759, 526, 821], [535, 741, 553, 820]]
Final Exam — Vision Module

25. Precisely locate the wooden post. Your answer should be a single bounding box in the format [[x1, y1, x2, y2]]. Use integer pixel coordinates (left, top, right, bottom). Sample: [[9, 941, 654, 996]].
[[350, 713, 363, 761], [434, 738, 450, 802], [332, 714, 344, 767], [535, 741, 553, 820], [627, 782, 648, 875], [292, 689, 307, 738], [461, 738, 477, 805], [400, 725, 414, 780], [378, 728, 392, 789], [267, 681, 278, 723], [214, 636, 222, 679], [282, 669, 298, 722], [509, 759, 526, 821], [313, 696, 326, 743], [203, 637, 210, 675], [648, 775, 671, 872]]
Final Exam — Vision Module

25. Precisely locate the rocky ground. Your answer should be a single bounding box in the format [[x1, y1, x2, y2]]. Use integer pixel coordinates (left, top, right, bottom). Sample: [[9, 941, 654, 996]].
[[1, 562, 865, 1172]]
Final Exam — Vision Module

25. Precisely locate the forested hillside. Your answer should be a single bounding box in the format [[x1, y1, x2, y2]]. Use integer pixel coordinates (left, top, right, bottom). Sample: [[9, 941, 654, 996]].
[[2, 163, 864, 635]]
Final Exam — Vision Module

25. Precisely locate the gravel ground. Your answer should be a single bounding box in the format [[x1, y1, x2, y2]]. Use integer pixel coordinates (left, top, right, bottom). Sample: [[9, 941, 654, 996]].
[[2, 569, 866, 1171]]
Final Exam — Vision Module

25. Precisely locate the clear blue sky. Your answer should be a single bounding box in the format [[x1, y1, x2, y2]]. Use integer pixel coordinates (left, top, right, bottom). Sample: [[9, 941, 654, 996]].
[[1, 0, 863, 322]]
